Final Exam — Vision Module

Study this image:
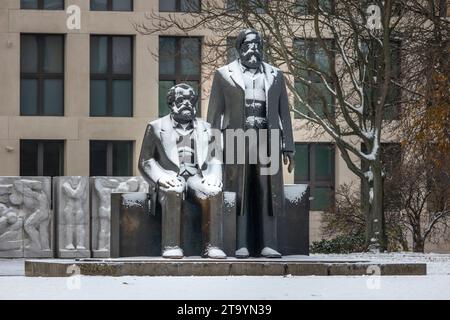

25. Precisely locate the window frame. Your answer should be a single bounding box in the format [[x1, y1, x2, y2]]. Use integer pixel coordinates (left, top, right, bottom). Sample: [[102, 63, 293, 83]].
[[90, 0, 134, 12], [158, 36, 202, 117], [21, 0, 65, 10], [294, 142, 335, 211], [20, 34, 65, 116], [295, 0, 335, 15], [89, 140, 134, 176], [20, 139, 65, 176], [90, 35, 134, 117]]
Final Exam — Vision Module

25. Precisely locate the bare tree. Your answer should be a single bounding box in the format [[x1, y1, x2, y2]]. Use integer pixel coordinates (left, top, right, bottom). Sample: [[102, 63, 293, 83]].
[[134, 0, 448, 251]]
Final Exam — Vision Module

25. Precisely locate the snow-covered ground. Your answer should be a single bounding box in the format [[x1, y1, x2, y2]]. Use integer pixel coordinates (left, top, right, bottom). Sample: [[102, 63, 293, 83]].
[[0, 253, 449, 300]]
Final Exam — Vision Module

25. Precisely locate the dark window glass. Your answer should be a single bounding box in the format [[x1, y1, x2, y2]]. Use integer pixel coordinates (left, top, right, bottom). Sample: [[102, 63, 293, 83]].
[[159, 38, 177, 75], [113, 141, 133, 176], [43, 79, 63, 115], [44, 0, 64, 9], [160, 0, 200, 12], [112, 36, 132, 74], [90, 36, 108, 74], [159, 80, 175, 117], [180, 38, 201, 75], [90, 141, 133, 176], [20, 140, 64, 176], [21, 0, 64, 10], [91, 0, 133, 11], [294, 144, 309, 181], [294, 39, 334, 119], [295, 0, 334, 14], [295, 143, 335, 210], [159, 36, 202, 117], [315, 144, 334, 180], [227, 0, 268, 13], [42, 35, 64, 73], [112, 80, 132, 116], [20, 34, 64, 116], [91, 0, 108, 10], [20, 140, 39, 176], [112, 0, 133, 11], [226, 37, 239, 63], [90, 35, 133, 117], [90, 80, 108, 116], [20, 79, 38, 115], [180, 0, 200, 12], [20, 35, 38, 73], [90, 141, 108, 176]]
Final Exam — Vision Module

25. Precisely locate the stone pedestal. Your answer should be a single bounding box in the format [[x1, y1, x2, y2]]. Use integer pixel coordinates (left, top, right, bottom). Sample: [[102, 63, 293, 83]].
[[0, 177, 53, 258], [279, 184, 310, 255], [54, 177, 90, 258], [111, 191, 237, 258], [90, 176, 149, 258], [110, 193, 160, 257], [110, 184, 309, 258]]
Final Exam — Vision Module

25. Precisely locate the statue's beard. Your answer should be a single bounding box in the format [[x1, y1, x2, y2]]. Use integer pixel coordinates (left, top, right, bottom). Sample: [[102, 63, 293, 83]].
[[240, 51, 262, 69], [172, 106, 196, 124]]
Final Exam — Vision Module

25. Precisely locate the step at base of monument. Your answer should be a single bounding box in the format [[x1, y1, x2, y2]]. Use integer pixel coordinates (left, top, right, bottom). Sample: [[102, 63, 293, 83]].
[[25, 257, 426, 277]]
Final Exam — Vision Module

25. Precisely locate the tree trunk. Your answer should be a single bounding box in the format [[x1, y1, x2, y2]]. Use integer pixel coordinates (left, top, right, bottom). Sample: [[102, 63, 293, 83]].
[[364, 163, 387, 252], [412, 225, 425, 252], [413, 240, 425, 253]]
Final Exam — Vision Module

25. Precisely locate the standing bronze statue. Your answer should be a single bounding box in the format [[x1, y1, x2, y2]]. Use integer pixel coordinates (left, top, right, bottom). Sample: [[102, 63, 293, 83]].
[[207, 29, 295, 258], [139, 83, 226, 259]]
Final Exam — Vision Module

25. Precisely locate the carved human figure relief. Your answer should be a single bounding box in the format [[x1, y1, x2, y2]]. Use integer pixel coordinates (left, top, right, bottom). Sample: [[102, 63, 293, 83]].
[[0, 203, 23, 252], [62, 177, 87, 250], [13, 179, 51, 251], [93, 177, 147, 252]]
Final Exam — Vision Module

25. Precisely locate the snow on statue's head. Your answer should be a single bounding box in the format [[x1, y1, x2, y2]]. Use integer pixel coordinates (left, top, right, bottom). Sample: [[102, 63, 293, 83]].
[[166, 83, 198, 124], [236, 28, 263, 69]]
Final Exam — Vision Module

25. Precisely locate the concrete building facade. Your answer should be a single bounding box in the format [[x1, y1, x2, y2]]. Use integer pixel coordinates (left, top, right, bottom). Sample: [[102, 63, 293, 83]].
[[0, 0, 448, 252]]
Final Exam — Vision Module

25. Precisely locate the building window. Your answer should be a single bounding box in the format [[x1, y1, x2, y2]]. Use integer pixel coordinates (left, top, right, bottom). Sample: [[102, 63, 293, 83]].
[[91, 0, 133, 11], [90, 35, 133, 117], [226, 37, 239, 63], [227, 0, 268, 13], [159, 0, 200, 12], [159, 37, 201, 117], [295, 0, 334, 15], [20, 140, 64, 177], [90, 141, 133, 176], [21, 0, 64, 9], [295, 143, 335, 210], [294, 39, 334, 119], [20, 34, 64, 116]]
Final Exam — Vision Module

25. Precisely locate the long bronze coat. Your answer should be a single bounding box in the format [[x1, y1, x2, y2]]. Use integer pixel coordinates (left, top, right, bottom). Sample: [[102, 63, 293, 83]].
[[207, 60, 294, 216]]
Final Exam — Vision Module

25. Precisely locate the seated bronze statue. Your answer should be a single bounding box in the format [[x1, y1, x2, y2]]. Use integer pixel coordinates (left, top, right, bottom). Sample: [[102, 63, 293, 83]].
[[138, 83, 226, 259]]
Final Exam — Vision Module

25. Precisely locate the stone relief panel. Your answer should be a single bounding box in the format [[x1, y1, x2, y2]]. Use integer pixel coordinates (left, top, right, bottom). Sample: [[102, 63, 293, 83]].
[[0, 177, 52, 258], [54, 177, 90, 258], [91, 176, 149, 257], [0, 178, 24, 258]]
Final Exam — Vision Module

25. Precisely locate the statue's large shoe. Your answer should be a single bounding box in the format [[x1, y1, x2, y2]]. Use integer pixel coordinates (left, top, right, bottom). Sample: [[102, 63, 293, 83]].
[[261, 247, 282, 258], [205, 246, 227, 259], [235, 247, 250, 259], [162, 246, 184, 259]]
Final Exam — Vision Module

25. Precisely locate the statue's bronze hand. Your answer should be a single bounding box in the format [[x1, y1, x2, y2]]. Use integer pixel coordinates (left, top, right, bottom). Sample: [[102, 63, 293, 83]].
[[283, 151, 295, 173]]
